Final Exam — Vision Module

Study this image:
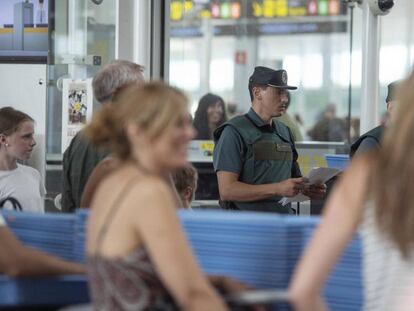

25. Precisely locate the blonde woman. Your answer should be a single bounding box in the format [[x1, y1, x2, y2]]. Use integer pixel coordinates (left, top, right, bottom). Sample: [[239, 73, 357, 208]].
[[85, 82, 239, 311], [289, 71, 414, 311]]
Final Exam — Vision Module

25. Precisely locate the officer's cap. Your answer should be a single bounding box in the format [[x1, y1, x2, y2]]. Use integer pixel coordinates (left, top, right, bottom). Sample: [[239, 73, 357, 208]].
[[386, 80, 402, 103], [249, 66, 297, 90]]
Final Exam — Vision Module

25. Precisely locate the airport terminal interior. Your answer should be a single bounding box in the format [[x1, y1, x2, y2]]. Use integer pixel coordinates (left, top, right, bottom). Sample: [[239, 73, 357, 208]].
[[0, 0, 414, 310]]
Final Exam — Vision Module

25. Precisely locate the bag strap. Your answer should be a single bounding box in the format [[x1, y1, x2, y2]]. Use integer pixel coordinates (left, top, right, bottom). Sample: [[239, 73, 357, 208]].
[[0, 197, 23, 211], [94, 175, 142, 254]]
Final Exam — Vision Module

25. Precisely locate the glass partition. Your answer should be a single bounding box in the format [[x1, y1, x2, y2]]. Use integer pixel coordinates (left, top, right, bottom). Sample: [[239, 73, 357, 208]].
[[45, 0, 117, 209], [168, 0, 414, 144], [168, 0, 357, 143]]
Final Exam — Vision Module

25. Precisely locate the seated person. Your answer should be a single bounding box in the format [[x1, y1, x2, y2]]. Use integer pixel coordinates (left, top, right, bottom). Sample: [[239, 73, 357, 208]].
[[85, 82, 251, 310], [0, 213, 84, 277], [0, 107, 45, 212], [193, 93, 228, 140], [171, 164, 198, 209]]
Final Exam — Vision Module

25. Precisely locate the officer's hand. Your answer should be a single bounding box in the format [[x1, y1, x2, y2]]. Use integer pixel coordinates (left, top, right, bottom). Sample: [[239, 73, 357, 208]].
[[277, 177, 306, 197], [302, 183, 327, 199]]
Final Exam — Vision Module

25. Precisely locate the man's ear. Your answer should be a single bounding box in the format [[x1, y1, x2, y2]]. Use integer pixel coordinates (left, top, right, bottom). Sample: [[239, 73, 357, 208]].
[[253, 86, 262, 100]]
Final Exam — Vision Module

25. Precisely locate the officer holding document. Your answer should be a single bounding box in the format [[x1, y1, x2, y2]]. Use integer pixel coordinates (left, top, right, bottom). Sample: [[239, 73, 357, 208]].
[[213, 66, 326, 213]]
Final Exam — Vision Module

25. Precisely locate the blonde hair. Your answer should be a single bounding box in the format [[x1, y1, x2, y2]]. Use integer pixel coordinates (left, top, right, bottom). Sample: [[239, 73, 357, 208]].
[[372, 70, 414, 258], [85, 82, 188, 159]]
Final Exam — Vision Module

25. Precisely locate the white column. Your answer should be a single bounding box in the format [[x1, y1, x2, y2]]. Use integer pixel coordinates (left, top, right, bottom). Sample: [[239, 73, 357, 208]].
[[359, 0, 381, 133]]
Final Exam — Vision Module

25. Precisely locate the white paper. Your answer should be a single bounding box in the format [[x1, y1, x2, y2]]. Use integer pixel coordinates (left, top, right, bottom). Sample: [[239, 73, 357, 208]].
[[279, 167, 341, 206]]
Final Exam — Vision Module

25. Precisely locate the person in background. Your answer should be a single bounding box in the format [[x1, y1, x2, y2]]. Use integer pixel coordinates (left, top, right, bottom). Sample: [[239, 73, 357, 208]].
[[171, 164, 198, 209], [0, 213, 84, 276], [62, 60, 145, 212], [275, 91, 303, 142], [85, 82, 251, 310], [0, 107, 45, 212], [289, 72, 414, 311], [214, 66, 325, 213], [307, 104, 346, 142], [193, 93, 228, 140], [226, 101, 242, 120], [350, 80, 401, 157]]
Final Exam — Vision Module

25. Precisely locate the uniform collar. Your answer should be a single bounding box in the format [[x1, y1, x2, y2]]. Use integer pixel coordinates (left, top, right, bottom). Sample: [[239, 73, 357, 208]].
[[247, 108, 274, 131]]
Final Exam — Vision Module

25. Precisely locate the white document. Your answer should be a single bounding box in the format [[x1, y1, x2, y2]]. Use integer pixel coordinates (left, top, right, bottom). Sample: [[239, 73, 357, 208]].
[[279, 167, 341, 206]]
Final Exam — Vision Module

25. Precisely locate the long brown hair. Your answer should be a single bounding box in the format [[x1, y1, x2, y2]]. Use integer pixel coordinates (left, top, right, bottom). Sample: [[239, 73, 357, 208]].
[[84, 82, 188, 159], [372, 70, 414, 258]]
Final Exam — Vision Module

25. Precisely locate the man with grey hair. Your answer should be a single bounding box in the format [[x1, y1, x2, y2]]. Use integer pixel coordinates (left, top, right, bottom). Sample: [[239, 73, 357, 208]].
[[61, 60, 144, 212]]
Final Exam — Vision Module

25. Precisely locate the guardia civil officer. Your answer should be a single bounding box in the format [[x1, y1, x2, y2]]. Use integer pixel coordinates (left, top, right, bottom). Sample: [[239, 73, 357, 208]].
[[350, 80, 401, 157], [213, 66, 325, 213]]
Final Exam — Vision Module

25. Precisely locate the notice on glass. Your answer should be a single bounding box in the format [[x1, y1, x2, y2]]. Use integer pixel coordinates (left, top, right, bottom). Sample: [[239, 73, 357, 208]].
[[279, 167, 341, 206], [61, 78, 93, 152]]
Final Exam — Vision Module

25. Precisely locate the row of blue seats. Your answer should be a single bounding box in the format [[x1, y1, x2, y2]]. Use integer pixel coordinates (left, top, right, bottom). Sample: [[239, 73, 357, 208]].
[[0, 210, 362, 310]]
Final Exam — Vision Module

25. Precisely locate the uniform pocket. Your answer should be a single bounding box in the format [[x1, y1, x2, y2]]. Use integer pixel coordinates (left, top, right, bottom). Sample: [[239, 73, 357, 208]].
[[253, 141, 292, 161]]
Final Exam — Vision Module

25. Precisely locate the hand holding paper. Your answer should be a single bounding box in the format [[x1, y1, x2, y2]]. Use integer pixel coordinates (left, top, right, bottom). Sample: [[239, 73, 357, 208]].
[[279, 167, 341, 206]]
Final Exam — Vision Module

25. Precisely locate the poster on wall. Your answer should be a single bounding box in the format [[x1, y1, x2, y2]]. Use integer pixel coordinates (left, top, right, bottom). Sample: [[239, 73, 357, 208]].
[[61, 78, 93, 152]]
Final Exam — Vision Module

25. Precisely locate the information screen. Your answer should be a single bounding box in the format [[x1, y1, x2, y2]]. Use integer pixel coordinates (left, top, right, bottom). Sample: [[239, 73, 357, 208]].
[[0, 0, 49, 62]]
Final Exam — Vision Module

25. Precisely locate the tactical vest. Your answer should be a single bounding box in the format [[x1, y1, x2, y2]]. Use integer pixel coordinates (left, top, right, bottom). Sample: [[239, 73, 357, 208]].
[[350, 125, 384, 158], [214, 114, 300, 213]]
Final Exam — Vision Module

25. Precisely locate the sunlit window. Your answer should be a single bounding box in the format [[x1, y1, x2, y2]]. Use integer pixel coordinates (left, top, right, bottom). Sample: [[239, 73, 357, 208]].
[[169, 60, 201, 92], [331, 51, 362, 87], [209, 59, 234, 92], [379, 45, 407, 84], [303, 54, 323, 89], [283, 55, 301, 87]]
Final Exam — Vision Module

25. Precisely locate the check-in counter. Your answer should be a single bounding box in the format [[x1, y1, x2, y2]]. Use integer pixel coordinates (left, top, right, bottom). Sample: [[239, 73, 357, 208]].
[[44, 141, 348, 212]]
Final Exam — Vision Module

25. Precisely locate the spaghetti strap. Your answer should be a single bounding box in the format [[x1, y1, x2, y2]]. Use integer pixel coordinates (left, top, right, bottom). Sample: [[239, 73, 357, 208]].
[[94, 175, 142, 255]]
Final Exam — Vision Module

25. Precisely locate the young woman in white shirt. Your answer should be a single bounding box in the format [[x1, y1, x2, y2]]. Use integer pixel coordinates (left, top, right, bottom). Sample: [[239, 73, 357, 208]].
[[0, 107, 45, 212]]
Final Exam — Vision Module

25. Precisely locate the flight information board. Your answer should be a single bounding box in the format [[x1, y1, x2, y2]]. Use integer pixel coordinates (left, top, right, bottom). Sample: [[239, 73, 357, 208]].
[[170, 0, 347, 21]]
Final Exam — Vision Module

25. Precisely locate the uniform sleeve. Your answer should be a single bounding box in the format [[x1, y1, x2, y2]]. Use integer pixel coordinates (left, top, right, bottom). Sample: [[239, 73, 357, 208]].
[[0, 214, 5, 226], [213, 126, 245, 175], [286, 126, 302, 178], [354, 137, 380, 157]]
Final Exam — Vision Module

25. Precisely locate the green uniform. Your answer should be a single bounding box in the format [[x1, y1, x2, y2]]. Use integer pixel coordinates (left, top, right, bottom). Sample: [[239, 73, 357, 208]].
[[350, 125, 384, 158], [213, 108, 301, 213]]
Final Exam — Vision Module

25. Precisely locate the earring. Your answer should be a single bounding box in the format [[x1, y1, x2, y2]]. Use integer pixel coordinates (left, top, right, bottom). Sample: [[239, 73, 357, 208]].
[[5, 143, 9, 147]]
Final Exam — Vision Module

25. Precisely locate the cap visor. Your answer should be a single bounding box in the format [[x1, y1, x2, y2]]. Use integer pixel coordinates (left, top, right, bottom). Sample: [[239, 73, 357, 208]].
[[267, 83, 297, 90]]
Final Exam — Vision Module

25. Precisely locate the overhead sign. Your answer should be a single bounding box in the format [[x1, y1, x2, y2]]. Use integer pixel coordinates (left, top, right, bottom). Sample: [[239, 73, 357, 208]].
[[170, 0, 346, 21]]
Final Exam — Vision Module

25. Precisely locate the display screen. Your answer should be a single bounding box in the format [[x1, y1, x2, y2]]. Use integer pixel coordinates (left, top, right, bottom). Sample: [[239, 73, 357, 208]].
[[170, 0, 347, 21], [0, 0, 48, 62]]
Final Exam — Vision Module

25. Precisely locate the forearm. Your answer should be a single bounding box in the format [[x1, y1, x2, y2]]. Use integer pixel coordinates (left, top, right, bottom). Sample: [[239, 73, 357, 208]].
[[219, 180, 280, 202], [6, 247, 84, 277]]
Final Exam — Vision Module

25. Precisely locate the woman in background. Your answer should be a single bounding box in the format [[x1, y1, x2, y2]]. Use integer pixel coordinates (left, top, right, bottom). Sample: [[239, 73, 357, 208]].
[[289, 71, 414, 311], [0, 107, 45, 212], [85, 82, 237, 310], [193, 93, 227, 140]]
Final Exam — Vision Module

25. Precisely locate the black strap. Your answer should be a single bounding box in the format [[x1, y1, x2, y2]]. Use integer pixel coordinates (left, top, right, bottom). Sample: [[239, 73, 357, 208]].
[[94, 175, 142, 255], [0, 197, 23, 211]]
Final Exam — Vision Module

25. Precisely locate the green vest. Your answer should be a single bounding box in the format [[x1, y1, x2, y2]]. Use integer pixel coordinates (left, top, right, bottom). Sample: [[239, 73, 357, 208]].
[[350, 125, 384, 158], [214, 115, 300, 213]]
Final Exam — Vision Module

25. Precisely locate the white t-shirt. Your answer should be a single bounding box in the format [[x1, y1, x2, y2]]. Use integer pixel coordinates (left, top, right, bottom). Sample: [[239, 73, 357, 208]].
[[0, 164, 46, 213], [360, 202, 414, 311]]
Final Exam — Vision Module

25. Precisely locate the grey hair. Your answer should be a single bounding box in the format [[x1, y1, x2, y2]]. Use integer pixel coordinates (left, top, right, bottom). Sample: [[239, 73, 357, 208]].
[[92, 60, 144, 103]]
